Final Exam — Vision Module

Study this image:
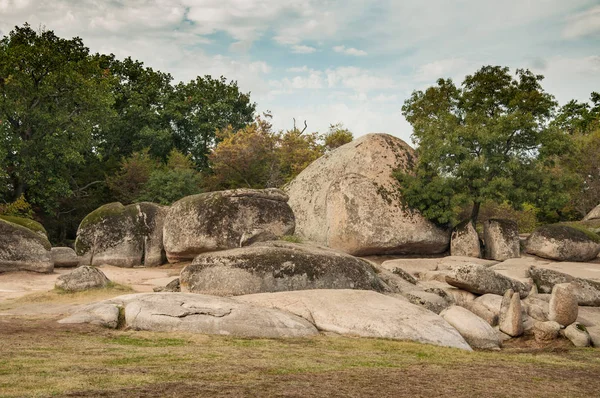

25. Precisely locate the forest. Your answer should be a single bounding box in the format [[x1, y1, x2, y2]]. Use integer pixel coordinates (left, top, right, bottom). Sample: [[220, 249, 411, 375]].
[[1, 24, 598, 244]]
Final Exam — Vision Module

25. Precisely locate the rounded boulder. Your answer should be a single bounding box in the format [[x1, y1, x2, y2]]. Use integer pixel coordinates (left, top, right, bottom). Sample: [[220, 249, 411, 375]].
[[0, 218, 53, 273], [525, 224, 600, 262]]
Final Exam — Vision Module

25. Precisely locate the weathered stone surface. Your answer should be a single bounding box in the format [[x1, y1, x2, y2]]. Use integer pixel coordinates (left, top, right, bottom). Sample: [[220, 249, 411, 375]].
[[0, 215, 48, 238], [483, 219, 520, 261], [577, 307, 600, 328], [563, 323, 591, 347], [0, 218, 53, 273], [462, 301, 498, 326], [51, 247, 80, 268], [379, 256, 497, 279], [404, 290, 450, 314], [55, 266, 110, 292], [583, 204, 600, 222], [285, 134, 450, 256], [391, 267, 418, 284], [236, 289, 472, 350], [153, 278, 180, 292], [75, 202, 167, 267], [180, 241, 385, 296], [499, 290, 524, 337], [474, 294, 503, 318], [525, 224, 600, 262], [587, 326, 600, 347], [58, 303, 120, 328], [549, 283, 578, 326], [445, 264, 530, 298], [163, 189, 294, 263], [440, 306, 500, 350], [533, 321, 561, 342], [451, 220, 481, 258], [530, 267, 600, 306], [523, 295, 549, 321]]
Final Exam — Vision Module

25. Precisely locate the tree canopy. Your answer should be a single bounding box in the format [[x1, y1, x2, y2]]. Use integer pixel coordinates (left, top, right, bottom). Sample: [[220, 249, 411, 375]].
[[397, 66, 560, 226]]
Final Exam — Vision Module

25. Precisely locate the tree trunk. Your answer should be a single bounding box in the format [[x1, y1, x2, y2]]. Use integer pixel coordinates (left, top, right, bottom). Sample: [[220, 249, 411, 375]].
[[470, 201, 481, 225]]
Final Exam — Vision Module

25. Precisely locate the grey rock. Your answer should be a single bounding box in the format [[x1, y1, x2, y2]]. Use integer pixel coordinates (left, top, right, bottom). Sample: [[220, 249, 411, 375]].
[[563, 323, 591, 347], [525, 224, 600, 262], [549, 283, 579, 326], [404, 290, 450, 314], [58, 303, 120, 328], [583, 204, 600, 222], [532, 321, 561, 342], [587, 326, 600, 347], [55, 266, 110, 292], [440, 306, 500, 350], [446, 263, 530, 298], [523, 296, 549, 321], [530, 266, 600, 306], [51, 247, 80, 268], [180, 241, 385, 296], [237, 289, 472, 350], [499, 290, 523, 337], [0, 218, 53, 273], [451, 220, 481, 258], [163, 189, 295, 263], [462, 301, 498, 326], [153, 278, 180, 293], [474, 294, 503, 317], [391, 267, 418, 284], [483, 219, 520, 261], [285, 134, 450, 256]]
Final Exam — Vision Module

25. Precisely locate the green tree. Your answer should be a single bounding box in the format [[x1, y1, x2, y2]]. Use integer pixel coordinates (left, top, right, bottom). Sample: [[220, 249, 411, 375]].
[[398, 66, 558, 226], [168, 76, 256, 169], [106, 149, 159, 204], [322, 123, 354, 150], [0, 24, 114, 213]]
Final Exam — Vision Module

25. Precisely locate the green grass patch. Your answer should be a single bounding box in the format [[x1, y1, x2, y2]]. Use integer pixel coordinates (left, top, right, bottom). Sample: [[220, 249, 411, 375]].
[[105, 335, 188, 347], [279, 234, 303, 243]]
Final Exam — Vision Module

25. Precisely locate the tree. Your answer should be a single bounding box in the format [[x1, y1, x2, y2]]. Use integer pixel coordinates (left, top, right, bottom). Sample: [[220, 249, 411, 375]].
[[322, 123, 354, 151], [0, 24, 114, 213], [106, 149, 158, 204], [398, 66, 558, 226], [168, 76, 256, 169]]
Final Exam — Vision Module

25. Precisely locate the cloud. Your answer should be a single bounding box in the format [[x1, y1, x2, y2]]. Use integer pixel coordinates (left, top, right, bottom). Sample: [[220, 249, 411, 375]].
[[563, 5, 600, 39], [414, 58, 471, 83], [333, 45, 367, 56], [290, 44, 317, 54]]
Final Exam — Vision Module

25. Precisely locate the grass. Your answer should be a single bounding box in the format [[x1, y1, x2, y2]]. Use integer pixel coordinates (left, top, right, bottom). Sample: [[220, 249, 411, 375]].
[[0, 318, 600, 397], [280, 235, 303, 243]]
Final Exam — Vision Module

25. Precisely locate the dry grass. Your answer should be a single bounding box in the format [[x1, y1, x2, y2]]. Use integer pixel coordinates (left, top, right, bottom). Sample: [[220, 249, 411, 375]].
[[1, 318, 600, 397]]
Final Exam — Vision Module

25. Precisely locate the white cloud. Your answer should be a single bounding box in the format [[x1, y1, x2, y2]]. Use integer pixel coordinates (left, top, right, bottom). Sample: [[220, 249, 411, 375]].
[[326, 67, 396, 93], [563, 5, 600, 39], [333, 45, 367, 56], [414, 58, 471, 83], [290, 44, 317, 54]]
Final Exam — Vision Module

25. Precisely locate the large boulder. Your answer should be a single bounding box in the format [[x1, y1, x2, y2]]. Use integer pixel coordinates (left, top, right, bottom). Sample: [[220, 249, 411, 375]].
[[163, 189, 294, 263], [548, 283, 578, 326], [235, 289, 472, 350], [59, 303, 120, 328], [61, 293, 318, 338], [285, 134, 449, 256], [0, 218, 53, 273], [529, 267, 600, 306], [525, 224, 600, 262], [583, 204, 600, 222], [483, 219, 520, 261], [75, 202, 167, 268], [450, 220, 481, 258], [180, 241, 385, 296], [445, 263, 530, 298], [0, 215, 48, 238], [51, 247, 80, 268], [440, 306, 500, 349], [55, 266, 110, 292]]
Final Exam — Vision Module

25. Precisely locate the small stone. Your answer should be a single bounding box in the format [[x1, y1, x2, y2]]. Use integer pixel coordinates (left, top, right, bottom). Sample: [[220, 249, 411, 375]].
[[532, 321, 561, 342], [55, 266, 110, 292], [549, 283, 578, 327], [563, 323, 591, 347], [153, 278, 180, 292]]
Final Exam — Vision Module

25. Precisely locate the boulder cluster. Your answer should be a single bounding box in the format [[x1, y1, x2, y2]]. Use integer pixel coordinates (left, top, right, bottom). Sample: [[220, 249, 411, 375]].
[[1, 134, 599, 351]]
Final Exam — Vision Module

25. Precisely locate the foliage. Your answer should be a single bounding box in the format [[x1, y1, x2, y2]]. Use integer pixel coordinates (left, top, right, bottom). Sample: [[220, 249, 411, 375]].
[[468, 201, 538, 233], [398, 65, 559, 226], [0, 194, 34, 218], [322, 123, 354, 151], [106, 149, 158, 204], [168, 75, 256, 169]]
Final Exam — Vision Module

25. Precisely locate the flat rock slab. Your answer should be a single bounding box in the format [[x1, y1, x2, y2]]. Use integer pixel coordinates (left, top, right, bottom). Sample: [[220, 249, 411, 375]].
[[446, 264, 531, 299], [380, 256, 497, 277], [61, 293, 318, 338], [235, 289, 472, 350], [440, 305, 500, 349]]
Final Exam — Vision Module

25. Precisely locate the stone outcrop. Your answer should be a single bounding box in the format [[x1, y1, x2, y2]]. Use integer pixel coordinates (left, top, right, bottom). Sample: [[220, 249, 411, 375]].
[[440, 306, 500, 349], [236, 289, 472, 350], [583, 204, 600, 222], [285, 134, 450, 256], [0, 215, 48, 238], [51, 247, 80, 268], [525, 224, 600, 262], [499, 290, 523, 337], [75, 202, 167, 267], [180, 241, 385, 296], [483, 219, 520, 261], [450, 220, 481, 258], [153, 278, 181, 292], [445, 264, 530, 298], [0, 218, 53, 273], [549, 283, 578, 326], [59, 303, 120, 328], [530, 267, 600, 306], [55, 266, 110, 292], [163, 189, 294, 262]]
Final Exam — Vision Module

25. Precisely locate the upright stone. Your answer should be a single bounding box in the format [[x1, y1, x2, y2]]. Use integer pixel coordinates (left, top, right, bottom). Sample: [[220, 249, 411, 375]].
[[451, 220, 481, 258], [499, 289, 523, 337], [549, 283, 578, 327], [285, 134, 450, 256], [483, 219, 520, 261]]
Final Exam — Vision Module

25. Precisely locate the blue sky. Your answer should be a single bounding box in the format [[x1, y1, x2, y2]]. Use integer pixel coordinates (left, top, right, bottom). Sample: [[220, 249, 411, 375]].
[[1, 0, 599, 144]]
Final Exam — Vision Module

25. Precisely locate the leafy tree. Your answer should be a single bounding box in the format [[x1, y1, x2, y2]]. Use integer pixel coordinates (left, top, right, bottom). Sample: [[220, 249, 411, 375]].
[[0, 24, 114, 213], [398, 66, 558, 226], [322, 123, 354, 151], [168, 76, 256, 169], [277, 128, 323, 183], [552, 92, 599, 135], [106, 149, 158, 204]]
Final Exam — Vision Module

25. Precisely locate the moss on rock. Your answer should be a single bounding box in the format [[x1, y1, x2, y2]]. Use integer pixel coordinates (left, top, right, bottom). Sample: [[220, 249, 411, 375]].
[[0, 215, 47, 236]]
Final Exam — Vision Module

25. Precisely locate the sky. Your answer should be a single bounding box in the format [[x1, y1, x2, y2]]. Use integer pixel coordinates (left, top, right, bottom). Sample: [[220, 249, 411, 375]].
[[1, 0, 599, 144]]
